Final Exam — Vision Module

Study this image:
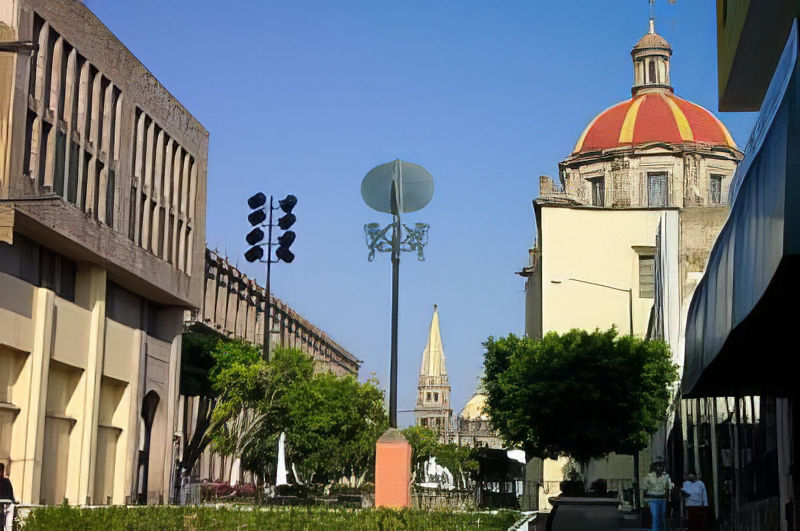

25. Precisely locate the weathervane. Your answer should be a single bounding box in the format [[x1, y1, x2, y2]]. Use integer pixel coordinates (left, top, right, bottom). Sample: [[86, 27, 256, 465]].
[[361, 159, 434, 428], [648, 0, 676, 33]]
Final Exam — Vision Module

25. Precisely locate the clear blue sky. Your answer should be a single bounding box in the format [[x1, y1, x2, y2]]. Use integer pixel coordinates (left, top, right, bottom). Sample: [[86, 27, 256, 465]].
[[85, 0, 757, 427]]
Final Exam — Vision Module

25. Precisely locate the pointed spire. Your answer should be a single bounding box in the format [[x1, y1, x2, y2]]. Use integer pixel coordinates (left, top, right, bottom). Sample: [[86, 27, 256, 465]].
[[419, 304, 447, 377], [649, 0, 656, 34]]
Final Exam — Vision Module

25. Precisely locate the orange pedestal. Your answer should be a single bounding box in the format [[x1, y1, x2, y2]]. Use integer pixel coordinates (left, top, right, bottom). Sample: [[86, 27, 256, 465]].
[[374, 428, 412, 508]]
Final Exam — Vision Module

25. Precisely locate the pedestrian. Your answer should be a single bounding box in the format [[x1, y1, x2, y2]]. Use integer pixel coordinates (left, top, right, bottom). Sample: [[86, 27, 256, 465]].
[[682, 473, 709, 531], [0, 463, 15, 531], [643, 457, 672, 531]]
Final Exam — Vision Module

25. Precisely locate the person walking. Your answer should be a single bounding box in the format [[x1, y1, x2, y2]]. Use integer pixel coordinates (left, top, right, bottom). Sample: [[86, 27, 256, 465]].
[[643, 457, 672, 531], [682, 473, 709, 531], [0, 463, 15, 531]]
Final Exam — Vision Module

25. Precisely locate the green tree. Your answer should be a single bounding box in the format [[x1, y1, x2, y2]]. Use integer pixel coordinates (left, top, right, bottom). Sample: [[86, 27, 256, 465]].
[[208, 345, 315, 481], [401, 426, 440, 469], [176, 331, 226, 492], [482, 329, 678, 463], [282, 373, 388, 486], [207, 345, 387, 487]]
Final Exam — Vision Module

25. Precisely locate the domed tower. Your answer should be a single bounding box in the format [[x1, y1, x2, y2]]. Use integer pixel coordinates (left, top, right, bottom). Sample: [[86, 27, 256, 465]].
[[553, 23, 742, 209]]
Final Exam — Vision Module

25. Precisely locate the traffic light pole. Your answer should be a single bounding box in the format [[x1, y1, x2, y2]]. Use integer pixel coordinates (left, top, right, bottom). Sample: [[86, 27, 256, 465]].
[[263, 195, 274, 361]]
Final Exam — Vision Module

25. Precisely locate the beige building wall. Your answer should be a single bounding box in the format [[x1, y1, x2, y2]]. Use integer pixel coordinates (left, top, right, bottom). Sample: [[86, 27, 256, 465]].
[[1, 0, 207, 506], [540, 207, 672, 336]]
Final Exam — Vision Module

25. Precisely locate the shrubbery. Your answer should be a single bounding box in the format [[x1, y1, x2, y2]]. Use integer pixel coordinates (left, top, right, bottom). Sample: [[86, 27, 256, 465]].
[[20, 505, 520, 530]]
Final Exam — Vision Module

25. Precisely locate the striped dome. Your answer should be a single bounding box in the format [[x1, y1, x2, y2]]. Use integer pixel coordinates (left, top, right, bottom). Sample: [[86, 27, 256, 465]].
[[573, 92, 737, 154]]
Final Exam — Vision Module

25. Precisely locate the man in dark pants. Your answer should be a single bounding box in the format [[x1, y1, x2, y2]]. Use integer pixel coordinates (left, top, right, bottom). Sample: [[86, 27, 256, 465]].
[[0, 463, 15, 531]]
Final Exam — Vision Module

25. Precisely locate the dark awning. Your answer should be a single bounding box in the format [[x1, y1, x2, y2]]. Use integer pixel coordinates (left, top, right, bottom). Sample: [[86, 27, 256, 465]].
[[682, 22, 800, 398]]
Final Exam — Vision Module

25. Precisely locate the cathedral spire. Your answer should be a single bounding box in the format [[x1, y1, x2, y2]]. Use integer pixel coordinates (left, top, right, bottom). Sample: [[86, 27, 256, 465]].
[[419, 304, 447, 378], [414, 304, 452, 439]]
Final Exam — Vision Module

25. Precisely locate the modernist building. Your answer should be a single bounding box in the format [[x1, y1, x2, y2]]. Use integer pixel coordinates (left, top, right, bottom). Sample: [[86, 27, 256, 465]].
[[519, 19, 742, 509], [1, 0, 207, 505], [413, 305, 452, 441], [677, 3, 800, 529], [190, 249, 360, 377]]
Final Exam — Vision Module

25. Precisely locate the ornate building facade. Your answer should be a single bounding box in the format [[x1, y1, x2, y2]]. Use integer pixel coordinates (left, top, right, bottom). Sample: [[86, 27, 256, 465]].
[[455, 393, 503, 449], [413, 305, 452, 440]]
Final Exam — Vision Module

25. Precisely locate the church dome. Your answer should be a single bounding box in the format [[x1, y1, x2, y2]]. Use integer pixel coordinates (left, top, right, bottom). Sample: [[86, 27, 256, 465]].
[[632, 31, 671, 52], [572, 25, 737, 155], [572, 92, 737, 154], [459, 393, 489, 421]]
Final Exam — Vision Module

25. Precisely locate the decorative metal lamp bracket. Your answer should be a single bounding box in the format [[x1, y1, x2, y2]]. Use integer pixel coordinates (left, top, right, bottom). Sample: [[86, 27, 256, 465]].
[[364, 221, 430, 262]]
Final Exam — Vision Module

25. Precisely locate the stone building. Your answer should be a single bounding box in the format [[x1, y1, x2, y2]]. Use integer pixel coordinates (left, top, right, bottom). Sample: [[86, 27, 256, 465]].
[[0, 0, 207, 506], [413, 305, 452, 441], [519, 20, 742, 510], [455, 393, 503, 449]]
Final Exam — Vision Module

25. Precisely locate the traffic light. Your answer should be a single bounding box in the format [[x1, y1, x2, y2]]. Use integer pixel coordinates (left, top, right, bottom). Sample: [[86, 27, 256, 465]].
[[245, 192, 267, 263], [243, 193, 297, 264], [275, 194, 297, 263]]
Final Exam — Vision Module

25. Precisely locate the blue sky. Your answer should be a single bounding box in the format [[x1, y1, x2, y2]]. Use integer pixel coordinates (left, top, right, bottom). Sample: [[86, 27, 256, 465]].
[[85, 0, 757, 426]]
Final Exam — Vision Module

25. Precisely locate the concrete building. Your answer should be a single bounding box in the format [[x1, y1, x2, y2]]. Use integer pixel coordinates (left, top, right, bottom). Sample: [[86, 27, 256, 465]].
[[189, 249, 360, 377], [413, 305, 452, 441], [1, 0, 207, 505], [519, 20, 741, 510]]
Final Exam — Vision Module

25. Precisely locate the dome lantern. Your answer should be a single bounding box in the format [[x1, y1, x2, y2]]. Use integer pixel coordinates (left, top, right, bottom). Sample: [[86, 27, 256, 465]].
[[631, 22, 673, 96]]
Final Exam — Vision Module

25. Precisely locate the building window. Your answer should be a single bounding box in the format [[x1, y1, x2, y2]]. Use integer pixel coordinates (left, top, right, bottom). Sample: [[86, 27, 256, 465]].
[[648, 172, 668, 207], [426, 392, 431, 402], [434, 392, 439, 402], [710, 174, 723, 204], [589, 177, 605, 206], [639, 254, 655, 298]]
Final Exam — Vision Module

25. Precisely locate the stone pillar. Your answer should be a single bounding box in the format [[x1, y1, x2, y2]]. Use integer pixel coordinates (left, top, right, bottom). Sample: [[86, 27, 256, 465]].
[[374, 428, 411, 508]]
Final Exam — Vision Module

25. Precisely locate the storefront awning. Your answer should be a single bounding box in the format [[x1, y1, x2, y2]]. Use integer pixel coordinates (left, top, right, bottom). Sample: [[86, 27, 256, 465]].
[[682, 22, 800, 397]]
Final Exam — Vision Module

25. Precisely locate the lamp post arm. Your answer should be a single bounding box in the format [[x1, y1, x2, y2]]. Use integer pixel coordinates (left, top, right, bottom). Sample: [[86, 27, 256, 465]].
[[566, 278, 634, 336]]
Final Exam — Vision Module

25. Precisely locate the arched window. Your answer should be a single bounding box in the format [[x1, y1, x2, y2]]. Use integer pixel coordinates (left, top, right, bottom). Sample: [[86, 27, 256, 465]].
[[648, 60, 657, 84]]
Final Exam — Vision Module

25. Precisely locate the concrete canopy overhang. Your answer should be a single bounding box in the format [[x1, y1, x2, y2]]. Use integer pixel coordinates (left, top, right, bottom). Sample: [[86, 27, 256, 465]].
[[716, 1, 800, 111], [3, 197, 199, 308], [682, 25, 800, 397]]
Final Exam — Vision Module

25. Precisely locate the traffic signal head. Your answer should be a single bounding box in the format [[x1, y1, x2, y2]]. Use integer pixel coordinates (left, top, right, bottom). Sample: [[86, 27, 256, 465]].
[[246, 227, 265, 246], [278, 213, 296, 230], [275, 247, 295, 263], [247, 192, 267, 210], [248, 209, 267, 226], [277, 230, 295, 248], [279, 194, 297, 214], [244, 246, 264, 263]]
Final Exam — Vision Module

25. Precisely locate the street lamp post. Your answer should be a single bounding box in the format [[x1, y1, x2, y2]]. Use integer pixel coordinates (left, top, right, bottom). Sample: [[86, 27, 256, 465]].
[[552, 277, 640, 512]]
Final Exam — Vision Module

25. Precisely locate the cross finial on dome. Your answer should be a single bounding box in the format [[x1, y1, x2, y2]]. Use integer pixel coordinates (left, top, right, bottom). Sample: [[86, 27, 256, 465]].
[[649, 0, 656, 34]]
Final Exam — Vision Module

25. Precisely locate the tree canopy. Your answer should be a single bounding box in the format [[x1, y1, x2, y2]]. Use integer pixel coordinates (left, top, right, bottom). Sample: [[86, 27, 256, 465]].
[[482, 328, 678, 462], [206, 344, 387, 486]]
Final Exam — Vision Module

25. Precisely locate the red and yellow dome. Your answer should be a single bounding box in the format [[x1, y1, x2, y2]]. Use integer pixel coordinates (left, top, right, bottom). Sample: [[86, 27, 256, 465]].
[[573, 92, 737, 155]]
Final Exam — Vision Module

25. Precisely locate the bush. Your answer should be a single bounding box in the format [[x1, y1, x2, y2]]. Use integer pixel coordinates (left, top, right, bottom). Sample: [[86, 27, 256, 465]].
[[20, 505, 520, 530]]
